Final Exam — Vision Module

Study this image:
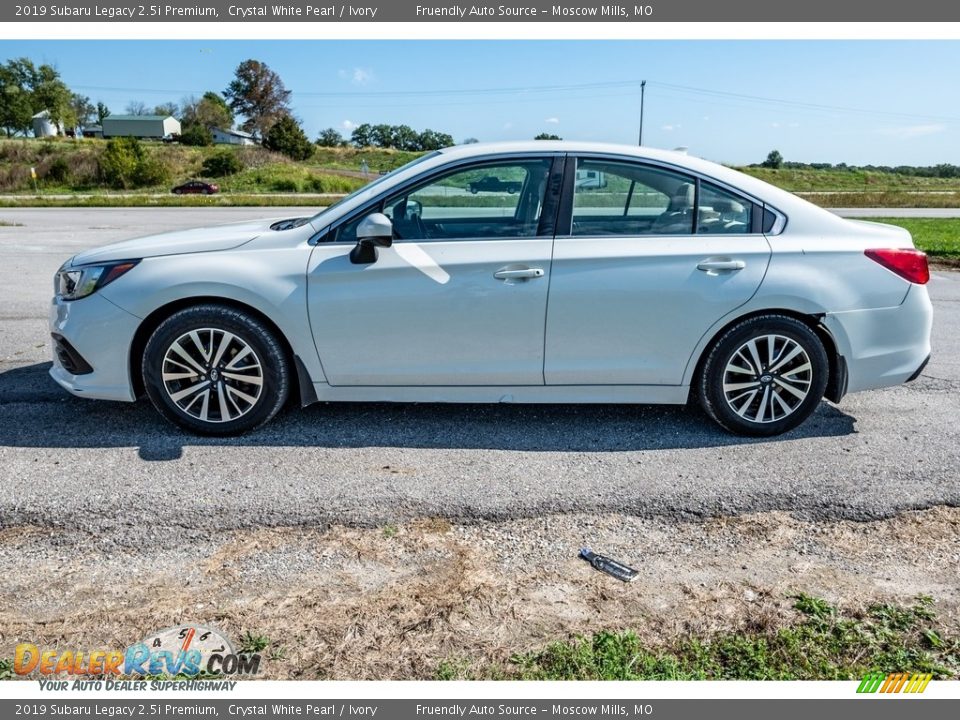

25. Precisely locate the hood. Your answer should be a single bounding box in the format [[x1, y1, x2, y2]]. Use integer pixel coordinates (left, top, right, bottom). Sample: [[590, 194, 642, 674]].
[[69, 218, 283, 266]]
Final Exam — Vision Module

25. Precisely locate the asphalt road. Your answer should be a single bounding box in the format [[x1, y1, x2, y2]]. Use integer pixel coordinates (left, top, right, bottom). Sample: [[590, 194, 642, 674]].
[[1, 208, 958, 546]]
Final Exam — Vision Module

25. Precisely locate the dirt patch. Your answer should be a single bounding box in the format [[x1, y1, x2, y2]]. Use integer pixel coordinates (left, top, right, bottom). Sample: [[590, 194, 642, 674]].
[[0, 507, 958, 679]]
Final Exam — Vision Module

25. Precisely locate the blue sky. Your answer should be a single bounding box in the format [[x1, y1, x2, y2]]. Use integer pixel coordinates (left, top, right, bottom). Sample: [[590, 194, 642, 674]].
[[4, 40, 959, 166]]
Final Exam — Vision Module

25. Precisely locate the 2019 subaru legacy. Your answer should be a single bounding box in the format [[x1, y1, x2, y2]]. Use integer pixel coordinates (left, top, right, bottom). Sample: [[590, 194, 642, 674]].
[[49, 142, 932, 436]]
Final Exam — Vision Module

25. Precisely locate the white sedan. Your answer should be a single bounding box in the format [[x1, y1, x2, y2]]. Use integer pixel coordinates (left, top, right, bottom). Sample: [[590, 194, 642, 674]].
[[49, 142, 932, 436]]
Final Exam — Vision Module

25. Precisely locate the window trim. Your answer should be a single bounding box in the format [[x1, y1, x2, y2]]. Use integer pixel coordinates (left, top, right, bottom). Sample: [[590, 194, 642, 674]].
[[310, 152, 563, 245]]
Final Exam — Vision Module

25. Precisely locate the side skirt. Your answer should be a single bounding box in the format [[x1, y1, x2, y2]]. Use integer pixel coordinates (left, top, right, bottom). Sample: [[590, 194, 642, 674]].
[[306, 383, 690, 406]]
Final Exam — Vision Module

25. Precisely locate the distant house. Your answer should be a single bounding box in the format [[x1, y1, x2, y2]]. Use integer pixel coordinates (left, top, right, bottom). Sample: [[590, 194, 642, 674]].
[[32, 110, 60, 138], [101, 115, 181, 139], [211, 127, 257, 146]]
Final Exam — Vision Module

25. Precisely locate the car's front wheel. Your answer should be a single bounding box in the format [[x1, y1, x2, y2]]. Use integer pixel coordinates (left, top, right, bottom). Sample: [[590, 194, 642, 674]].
[[697, 315, 829, 436], [142, 304, 290, 435]]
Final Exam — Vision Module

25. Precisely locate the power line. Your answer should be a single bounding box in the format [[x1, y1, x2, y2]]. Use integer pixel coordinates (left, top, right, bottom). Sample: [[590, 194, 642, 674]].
[[68, 78, 960, 124]]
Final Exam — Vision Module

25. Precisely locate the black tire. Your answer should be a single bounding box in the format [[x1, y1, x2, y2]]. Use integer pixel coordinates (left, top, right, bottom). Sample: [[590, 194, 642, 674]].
[[142, 304, 290, 436], [697, 314, 829, 437]]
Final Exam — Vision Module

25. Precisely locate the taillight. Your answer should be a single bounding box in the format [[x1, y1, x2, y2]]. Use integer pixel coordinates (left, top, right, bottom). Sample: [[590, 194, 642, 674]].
[[865, 248, 929, 285]]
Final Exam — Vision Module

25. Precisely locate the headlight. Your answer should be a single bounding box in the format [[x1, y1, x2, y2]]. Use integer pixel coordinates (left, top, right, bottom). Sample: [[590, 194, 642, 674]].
[[55, 260, 139, 301]]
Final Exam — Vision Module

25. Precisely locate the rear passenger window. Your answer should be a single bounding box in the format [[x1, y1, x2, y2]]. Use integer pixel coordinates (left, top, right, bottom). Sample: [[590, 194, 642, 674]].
[[571, 160, 696, 236], [697, 182, 754, 234]]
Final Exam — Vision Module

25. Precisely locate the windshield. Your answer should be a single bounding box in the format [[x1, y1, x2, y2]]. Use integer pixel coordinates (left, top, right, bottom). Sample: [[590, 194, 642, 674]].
[[309, 151, 442, 223]]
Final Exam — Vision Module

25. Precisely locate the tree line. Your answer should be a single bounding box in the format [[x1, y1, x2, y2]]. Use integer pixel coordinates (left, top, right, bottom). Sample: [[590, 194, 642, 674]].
[[758, 150, 959, 178]]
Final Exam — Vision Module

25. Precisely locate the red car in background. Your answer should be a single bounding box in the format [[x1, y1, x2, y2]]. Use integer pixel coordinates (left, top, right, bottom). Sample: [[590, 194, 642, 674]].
[[171, 181, 220, 195]]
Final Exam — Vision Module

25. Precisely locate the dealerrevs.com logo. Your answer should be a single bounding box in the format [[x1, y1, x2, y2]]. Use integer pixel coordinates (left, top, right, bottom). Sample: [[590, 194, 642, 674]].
[[14, 625, 261, 678]]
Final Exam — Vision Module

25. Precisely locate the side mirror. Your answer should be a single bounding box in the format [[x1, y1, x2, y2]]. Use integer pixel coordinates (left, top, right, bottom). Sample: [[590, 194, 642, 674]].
[[350, 213, 394, 265]]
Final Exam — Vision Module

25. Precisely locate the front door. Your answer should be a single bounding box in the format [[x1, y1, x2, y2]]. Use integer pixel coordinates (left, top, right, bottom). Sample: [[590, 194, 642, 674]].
[[308, 157, 560, 386]]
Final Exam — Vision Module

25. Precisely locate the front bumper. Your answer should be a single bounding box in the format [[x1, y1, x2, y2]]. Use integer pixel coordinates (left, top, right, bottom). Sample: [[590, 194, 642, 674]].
[[823, 284, 933, 394], [49, 293, 141, 402]]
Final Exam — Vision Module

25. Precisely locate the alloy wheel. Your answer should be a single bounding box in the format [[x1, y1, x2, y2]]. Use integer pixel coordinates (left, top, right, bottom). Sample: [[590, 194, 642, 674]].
[[160, 328, 263, 423], [722, 334, 813, 424]]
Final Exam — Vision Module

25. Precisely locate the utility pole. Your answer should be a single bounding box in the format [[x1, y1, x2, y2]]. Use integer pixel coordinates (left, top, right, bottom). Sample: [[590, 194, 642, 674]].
[[638, 80, 646, 146]]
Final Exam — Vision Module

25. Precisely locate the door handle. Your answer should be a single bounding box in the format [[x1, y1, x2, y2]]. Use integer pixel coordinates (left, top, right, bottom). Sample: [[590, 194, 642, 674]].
[[494, 267, 545, 280], [697, 259, 746, 272]]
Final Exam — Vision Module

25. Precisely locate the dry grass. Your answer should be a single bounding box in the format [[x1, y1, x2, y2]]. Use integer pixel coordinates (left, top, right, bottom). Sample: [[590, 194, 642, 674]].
[[1, 508, 958, 680]]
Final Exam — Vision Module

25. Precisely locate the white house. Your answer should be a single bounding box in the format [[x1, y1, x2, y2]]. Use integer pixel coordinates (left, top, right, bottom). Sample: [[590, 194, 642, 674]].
[[211, 127, 257, 146], [101, 115, 181, 139], [32, 111, 60, 138]]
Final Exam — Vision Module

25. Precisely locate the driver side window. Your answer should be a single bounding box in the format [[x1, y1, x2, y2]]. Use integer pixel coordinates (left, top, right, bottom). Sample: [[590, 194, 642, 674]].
[[336, 159, 552, 243]]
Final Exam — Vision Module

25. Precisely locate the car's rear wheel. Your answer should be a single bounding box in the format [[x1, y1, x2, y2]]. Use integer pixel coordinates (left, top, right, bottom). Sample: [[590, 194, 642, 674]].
[[142, 305, 290, 435], [697, 315, 829, 436]]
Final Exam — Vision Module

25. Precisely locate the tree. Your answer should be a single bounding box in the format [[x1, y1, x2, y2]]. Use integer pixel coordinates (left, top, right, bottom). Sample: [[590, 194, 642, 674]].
[[178, 123, 213, 147], [153, 101, 179, 118], [0, 58, 76, 135], [350, 123, 374, 147], [0, 61, 34, 136], [390, 125, 420, 151], [224, 59, 291, 138], [34, 72, 75, 132], [96, 102, 110, 125], [316, 128, 344, 147], [181, 92, 233, 130], [534, 132, 561, 140], [762, 150, 784, 169], [463, 137, 479, 144], [125, 101, 149, 116], [70, 94, 95, 129], [418, 129, 454, 150], [262, 114, 313, 160], [370, 123, 394, 148]]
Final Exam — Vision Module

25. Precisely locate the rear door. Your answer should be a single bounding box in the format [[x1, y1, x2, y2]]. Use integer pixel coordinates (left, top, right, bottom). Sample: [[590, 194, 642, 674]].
[[544, 156, 771, 386]]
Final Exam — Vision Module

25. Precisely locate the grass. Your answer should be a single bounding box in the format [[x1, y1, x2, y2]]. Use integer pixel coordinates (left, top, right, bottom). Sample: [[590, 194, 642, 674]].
[[740, 166, 960, 192], [0, 219, 24, 226], [438, 595, 959, 680], [850, 217, 960, 260], [238, 631, 271, 654], [0, 194, 343, 209]]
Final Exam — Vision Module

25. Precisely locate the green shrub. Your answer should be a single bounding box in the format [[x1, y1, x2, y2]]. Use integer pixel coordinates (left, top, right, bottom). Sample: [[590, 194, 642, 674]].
[[269, 178, 299, 192], [202, 150, 243, 177], [99, 137, 143, 189], [133, 154, 170, 187], [179, 123, 213, 147]]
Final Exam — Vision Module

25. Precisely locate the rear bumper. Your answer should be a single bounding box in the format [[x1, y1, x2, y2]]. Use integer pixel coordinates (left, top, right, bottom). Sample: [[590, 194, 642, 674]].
[[48, 294, 140, 402], [823, 284, 933, 394]]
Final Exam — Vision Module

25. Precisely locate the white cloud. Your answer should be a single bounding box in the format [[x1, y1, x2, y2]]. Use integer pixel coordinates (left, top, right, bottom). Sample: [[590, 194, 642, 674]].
[[661, 124, 680, 131], [503, 121, 514, 130], [702, 115, 710, 121], [545, 117, 560, 124], [771, 122, 781, 128], [878, 123, 946, 139], [341, 120, 357, 131], [338, 67, 374, 85]]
